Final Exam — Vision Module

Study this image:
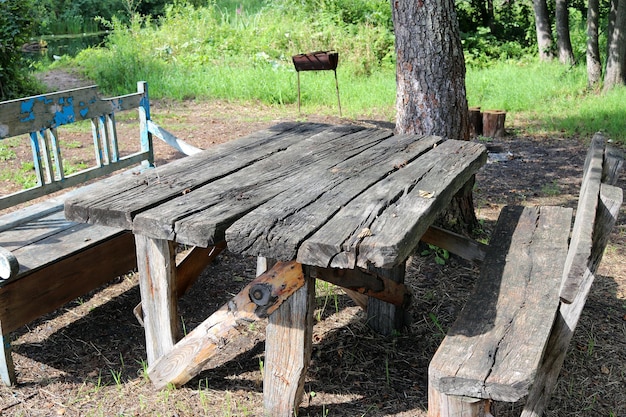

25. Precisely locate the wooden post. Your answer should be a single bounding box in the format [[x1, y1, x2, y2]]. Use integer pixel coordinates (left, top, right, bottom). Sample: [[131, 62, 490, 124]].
[[427, 383, 488, 417], [135, 235, 179, 365], [263, 269, 315, 417], [482, 110, 506, 138], [365, 263, 407, 335], [133, 242, 226, 325], [0, 322, 16, 386]]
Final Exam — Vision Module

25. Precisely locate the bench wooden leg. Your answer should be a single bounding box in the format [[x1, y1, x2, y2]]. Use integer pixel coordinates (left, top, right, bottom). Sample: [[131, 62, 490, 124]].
[[366, 263, 407, 335], [263, 271, 314, 417], [135, 235, 179, 365], [428, 383, 489, 417], [0, 322, 16, 386]]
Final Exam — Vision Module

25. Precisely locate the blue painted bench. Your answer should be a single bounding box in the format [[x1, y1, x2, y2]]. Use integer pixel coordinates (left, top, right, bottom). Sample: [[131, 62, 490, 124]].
[[0, 82, 200, 385]]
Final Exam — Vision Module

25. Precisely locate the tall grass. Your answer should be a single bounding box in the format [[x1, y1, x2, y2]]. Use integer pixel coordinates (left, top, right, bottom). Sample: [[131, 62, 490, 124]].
[[60, 1, 626, 143]]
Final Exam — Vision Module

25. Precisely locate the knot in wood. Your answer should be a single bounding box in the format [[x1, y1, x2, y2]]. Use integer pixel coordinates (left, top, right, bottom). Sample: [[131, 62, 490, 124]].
[[249, 283, 273, 306]]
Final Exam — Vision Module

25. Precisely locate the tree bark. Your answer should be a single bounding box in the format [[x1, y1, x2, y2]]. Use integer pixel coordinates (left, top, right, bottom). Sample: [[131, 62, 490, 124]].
[[392, 0, 469, 140], [392, 0, 477, 233], [604, 0, 626, 91], [533, 0, 554, 61], [586, 0, 602, 88], [556, 0, 575, 65]]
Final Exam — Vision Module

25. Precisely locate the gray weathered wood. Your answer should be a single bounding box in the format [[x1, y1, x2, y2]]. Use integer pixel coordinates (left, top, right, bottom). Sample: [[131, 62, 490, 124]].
[[313, 266, 412, 308], [147, 261, 305, 389], [226, 134, 442, 259], [65, 122, 337, 229], [521, 183, 623, 417], [264, 270, 315, 417], [297, 140, 487, 269], [366, 263, 408, 335], [0, 321, 15, 386], [420, 225, 487, 264], [429, 205, 572, 402], [135, 235, 179, 365], [560, 134, 604, 303], [133, 126, 391, 246]]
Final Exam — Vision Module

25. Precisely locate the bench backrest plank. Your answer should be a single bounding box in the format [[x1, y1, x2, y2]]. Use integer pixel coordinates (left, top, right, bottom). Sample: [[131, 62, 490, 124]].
[[522, 144, 624, 417], [560, 134, 624, 303], [0, 82, 154, 210]]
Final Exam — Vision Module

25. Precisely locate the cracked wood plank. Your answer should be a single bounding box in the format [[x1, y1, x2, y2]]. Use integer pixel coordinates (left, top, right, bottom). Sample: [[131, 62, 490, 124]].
[[297, 139, 487, 269], [429, 205, 572, 403], [132, 125, 390, 246], [225, 134, 442, 260], [64, 122, 329, 229]]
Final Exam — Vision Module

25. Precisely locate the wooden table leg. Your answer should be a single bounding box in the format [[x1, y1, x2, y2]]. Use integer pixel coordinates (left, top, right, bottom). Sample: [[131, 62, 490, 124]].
[[366, 263, 407, 335], [264, 270, 315, 417], [135, 235, 179, 365]]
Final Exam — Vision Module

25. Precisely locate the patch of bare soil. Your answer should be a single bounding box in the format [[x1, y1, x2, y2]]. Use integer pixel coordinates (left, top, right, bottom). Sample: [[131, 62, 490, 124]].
[[1, 70, 625, 416]]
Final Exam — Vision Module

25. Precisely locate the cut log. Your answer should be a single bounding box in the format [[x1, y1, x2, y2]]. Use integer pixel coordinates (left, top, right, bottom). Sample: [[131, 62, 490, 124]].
[[482, 110, 506, 138], [147, 261, 305, 389], [264, 270, 315, 417], [468, 107, 483, 138]]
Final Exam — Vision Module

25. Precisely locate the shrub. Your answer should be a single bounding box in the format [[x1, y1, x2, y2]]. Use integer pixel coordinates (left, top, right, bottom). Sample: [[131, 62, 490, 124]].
[[0, 0, 40, 100]]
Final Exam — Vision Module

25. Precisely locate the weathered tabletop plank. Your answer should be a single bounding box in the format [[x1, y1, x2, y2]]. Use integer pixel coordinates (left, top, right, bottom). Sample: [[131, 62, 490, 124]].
[[65, 122, 333, 229], [297, 140, 487, 269], [133, 126, 393, 246], [225, 134, 443, 260], [66, 122, 488, 269]]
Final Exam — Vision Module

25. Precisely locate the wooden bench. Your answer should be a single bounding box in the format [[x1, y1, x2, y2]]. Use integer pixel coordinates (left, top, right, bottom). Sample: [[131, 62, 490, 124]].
[[0, 82, 201, 386], [428, 133, 623, 417]]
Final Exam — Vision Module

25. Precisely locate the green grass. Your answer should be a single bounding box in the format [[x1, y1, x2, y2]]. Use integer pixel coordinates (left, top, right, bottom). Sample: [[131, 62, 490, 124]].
[[45, 2, 626, 144]]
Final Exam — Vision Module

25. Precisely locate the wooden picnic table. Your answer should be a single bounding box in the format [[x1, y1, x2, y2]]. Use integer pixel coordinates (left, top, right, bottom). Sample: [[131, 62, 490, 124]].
[[64, 122, 487, 416]]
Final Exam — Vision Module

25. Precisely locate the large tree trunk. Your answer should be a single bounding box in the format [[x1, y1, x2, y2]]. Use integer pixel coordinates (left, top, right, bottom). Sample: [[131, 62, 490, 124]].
[[586, 0, 602, 88], [392, 0, 477, 232], [392, 0, 468, 140], [533, 0, 554, 61], [604, 0, 626, 91], [556, 0, 575, 64]]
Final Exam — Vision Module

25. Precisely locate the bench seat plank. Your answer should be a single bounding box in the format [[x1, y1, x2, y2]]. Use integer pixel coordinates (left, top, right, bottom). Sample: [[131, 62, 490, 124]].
[[429, 205, 572, 402]]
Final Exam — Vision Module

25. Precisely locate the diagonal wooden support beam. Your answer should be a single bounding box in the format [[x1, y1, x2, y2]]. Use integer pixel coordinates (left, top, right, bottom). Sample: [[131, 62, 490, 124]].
[[147, 260, 305, 389]]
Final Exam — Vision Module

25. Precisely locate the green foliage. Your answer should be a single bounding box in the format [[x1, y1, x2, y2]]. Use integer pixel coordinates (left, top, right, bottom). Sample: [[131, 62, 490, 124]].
[[0, 0, 40, 100]]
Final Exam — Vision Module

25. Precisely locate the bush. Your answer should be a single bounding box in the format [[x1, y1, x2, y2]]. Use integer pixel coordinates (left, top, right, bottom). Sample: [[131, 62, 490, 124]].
[[0, 0, 40, 100]]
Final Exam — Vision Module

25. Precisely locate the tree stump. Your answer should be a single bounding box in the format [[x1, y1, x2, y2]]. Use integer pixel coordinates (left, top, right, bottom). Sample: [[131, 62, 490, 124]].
[[468, 107, 483, 138], [482, 110, 506, 138]]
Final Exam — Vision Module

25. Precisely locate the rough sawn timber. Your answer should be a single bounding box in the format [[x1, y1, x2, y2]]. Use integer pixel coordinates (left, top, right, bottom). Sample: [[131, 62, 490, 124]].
[[429, 205, 572, 403], [297, 139, 487, 269], [64, 122, 333, 230], [147, 261, 305, 389], [226, 134, 442, 260]]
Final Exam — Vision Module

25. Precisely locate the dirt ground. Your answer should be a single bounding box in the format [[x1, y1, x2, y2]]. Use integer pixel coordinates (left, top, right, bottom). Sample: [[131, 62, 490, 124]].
[[0, 70, 625, 416]]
